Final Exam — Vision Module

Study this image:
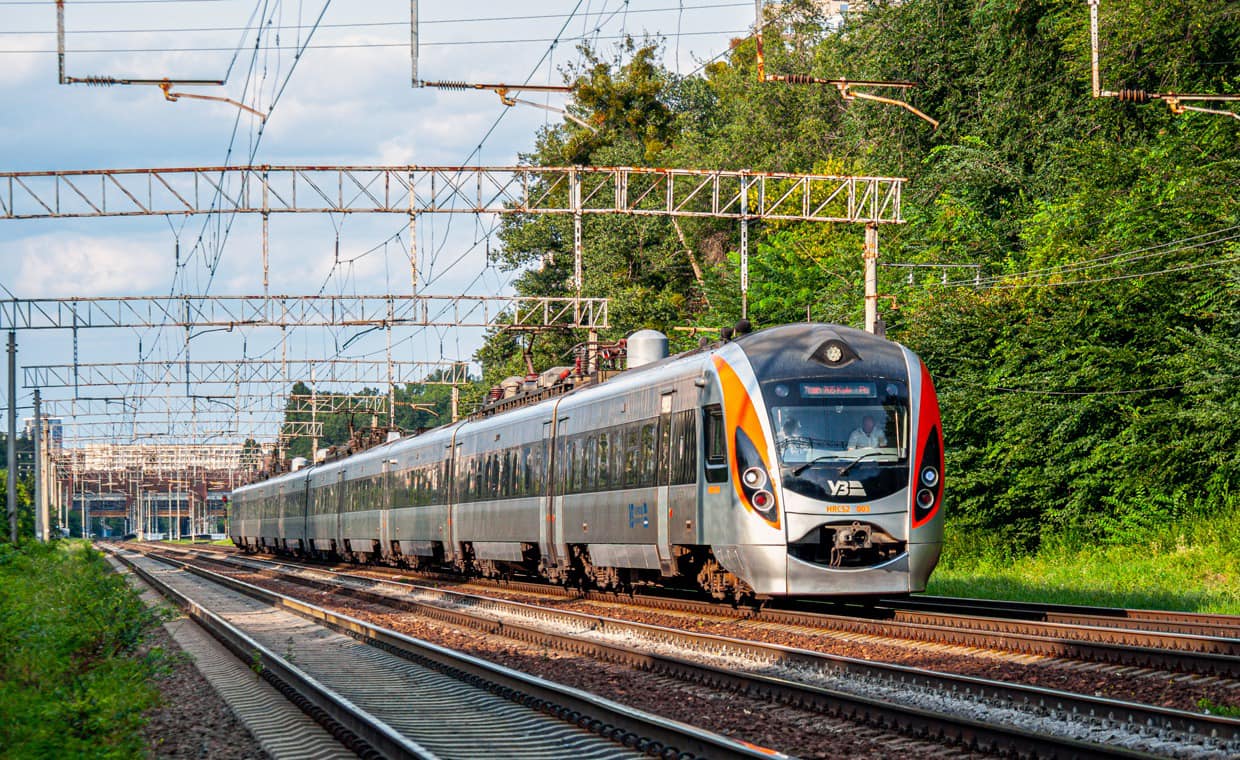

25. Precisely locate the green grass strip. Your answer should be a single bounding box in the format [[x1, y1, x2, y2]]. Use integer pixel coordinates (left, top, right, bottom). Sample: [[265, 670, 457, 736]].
[[0, 540, 172, 758], [930, 507, 1240, 614]]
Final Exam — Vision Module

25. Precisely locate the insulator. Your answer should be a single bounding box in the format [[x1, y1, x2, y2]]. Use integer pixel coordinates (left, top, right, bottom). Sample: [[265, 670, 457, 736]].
[[1117, 88, 1151, 103], [783, 74, 818, 85], [83, 76, 119, 87], [430, 80, 469, 90]]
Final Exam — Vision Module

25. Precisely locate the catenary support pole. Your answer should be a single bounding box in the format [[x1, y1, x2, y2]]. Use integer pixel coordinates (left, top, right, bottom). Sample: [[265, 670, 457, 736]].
[[33, 389, 44, 541], [740, 176, 750, 319], [410, 0, 419, 85], [864, 223, 879, 334], [7, 331, 16, 543]]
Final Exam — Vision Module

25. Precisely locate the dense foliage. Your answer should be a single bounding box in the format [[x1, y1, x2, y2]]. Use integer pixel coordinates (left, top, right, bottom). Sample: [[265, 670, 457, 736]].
[[474, 0, 1240, 554], [0, 541, 169, 757]]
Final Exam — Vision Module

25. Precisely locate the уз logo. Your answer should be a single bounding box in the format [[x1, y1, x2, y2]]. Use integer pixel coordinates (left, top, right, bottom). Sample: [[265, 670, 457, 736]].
[[827, 480, 866, 497]]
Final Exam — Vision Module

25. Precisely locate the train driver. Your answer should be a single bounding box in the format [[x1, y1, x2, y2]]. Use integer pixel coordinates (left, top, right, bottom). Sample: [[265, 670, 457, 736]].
[[847, 414, 887, 449], [779, 416, 812, 459]]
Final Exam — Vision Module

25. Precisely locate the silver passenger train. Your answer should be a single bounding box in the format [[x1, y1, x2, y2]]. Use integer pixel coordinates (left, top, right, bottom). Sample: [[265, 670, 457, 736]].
[[229, 323, 945, 599]]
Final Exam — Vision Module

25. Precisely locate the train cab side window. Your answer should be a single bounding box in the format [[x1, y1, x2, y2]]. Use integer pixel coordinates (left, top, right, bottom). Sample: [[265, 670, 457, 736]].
[[703, 404, 728, 483]]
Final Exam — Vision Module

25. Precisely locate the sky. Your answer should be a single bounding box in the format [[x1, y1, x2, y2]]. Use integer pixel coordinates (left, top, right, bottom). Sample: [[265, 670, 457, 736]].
[[0, 0, 759, 443]]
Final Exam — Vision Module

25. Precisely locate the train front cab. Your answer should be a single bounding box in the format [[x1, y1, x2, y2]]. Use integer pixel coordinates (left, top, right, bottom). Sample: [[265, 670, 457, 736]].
[[705, 326, 944, 597]]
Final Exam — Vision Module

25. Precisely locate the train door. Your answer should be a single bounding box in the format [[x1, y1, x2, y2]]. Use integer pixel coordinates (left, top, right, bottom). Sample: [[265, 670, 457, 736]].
[[301, 477, 311, 554], [656, 391, 676, 576], [447, 438, 461, 563], [380, 458, 392, 554], [335, 469, 346, 554], [552, 415, 570, 576], [539, 419, 559, 570]]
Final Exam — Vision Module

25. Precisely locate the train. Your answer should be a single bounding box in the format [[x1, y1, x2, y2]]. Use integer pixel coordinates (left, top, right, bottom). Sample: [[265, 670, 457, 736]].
[[229, 322, 944, 600]]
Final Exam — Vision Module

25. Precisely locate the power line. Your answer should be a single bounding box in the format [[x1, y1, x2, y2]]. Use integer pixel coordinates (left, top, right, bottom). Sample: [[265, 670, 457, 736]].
[[2, 3, 751, 35], [0, 0, 228, 4], [0, 29, 746, 54], [983, 254, 1240, 289], [937, 226, 1240, 288]]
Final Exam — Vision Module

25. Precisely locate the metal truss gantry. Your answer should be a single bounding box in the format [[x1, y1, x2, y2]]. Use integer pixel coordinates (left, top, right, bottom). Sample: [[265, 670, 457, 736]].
[[0, 164, 905, 303], [0, 295, 608, 331], [24, 359, 471, 389], [0, 165, 904, 223], [39, 392, 426, 417]]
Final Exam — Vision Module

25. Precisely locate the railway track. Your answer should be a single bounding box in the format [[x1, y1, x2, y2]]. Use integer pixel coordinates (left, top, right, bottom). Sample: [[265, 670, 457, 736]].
[[869, 596, 1240, 638], [176, 544, 1240, 676], [151, 544, 1240, 759], [228, 553, 1238, 678], [102, 544, 782, 760]]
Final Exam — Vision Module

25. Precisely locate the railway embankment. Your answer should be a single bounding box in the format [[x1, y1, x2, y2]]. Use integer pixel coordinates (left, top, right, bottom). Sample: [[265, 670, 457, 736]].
[[928, 506, 1240, 615], [0, 540, 167, 756], [0, 539, 268, 758]]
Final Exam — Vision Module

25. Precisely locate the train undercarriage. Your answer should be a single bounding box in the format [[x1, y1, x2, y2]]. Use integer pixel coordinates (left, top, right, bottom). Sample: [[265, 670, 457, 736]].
[[245, 538, 756, 602]]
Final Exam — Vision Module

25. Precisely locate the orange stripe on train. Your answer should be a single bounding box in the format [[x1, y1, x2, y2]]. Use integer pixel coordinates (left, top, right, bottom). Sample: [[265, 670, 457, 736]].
[[712, 355, 780, 529]]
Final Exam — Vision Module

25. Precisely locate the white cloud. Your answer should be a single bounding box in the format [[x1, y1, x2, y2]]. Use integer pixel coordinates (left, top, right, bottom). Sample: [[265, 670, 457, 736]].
[[10, 232, 168, 296]]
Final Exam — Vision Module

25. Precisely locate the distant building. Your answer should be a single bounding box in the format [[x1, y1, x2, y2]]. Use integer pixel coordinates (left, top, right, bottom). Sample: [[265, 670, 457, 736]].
[[23, 416, 63, 450]]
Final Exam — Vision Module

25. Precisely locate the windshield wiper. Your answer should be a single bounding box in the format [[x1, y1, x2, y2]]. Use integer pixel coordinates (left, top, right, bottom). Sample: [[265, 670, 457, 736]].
[[839, 450, 886, 477], [790, 455, 838, 476]]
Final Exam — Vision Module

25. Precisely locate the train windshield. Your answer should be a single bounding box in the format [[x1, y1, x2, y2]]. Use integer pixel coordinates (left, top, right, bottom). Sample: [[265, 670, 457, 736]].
[[763, 380, 910, 467]]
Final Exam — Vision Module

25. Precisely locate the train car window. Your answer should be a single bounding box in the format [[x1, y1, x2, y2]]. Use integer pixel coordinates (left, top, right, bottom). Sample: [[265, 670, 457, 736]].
[[622, 425, 638, 487], [597, 433, 610, 488], [579, 435, 592, 491], [507, 448, 518, 498], [680, 409, 698, 485], [518, 447, 526, 496], [642, 422, 657, 487], [569, 438, 579, 494], [703, 404, 728, 483], [522, 446, 532, 495]]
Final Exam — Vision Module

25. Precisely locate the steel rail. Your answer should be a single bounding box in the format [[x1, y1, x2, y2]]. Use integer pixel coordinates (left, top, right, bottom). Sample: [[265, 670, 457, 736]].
[[104, 545, 437, 760], [871, 596, 1240, 639], [158, 546, 1240, 758], [121, 545, 781, 760]]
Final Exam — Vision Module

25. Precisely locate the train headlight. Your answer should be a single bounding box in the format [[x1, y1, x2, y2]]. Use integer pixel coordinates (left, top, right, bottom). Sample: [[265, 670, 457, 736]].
[[752, 490, 774, 512], [735, 428, 778, 524], [916, 488, 935, 510], [920, 467, 939, 488], [742, 467, 767, 488]]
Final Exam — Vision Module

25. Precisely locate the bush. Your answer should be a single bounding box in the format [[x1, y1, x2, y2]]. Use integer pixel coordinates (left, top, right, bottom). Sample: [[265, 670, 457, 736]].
[[0, 540, 171, 758]]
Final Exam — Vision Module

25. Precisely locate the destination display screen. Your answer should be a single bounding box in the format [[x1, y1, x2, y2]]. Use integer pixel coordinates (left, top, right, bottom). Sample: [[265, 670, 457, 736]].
[[799, 382, 876, 398]]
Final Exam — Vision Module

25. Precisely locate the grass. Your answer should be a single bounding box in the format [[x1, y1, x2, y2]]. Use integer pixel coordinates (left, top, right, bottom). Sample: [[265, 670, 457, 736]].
[[928, 507, 1240, 615], [0, 539, 172, 758]]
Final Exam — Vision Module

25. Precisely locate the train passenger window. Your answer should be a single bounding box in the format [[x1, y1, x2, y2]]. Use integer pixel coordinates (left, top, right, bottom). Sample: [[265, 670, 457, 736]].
[[642, 423, 657, 487], [567, 438, 577, 490], [579, 436, 590, 491], [510, 448, 521, 497], [681, 409, 699, 485], [523, 446, 533, 495], [597, 433, 610, 488], [703, 404, 728, 483], [623, 426, 639, 487]]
